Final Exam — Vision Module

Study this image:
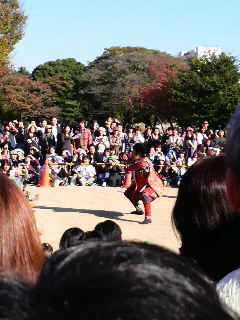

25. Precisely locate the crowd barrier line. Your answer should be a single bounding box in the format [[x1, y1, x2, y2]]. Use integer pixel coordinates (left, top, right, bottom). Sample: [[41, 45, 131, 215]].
[[49, 163, 189, 168]]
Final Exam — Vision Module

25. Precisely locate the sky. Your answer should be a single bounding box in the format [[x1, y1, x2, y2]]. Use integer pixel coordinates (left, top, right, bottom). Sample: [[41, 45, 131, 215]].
[[11, 0, 240, 72]]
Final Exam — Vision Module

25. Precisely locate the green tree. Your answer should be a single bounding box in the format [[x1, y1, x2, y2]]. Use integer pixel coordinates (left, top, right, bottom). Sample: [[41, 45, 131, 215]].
[[171, 53, 240, 128], [0, 0, 27, 68], [16, 66, 31, 77], [84, 46, 183, 124], [32, 58, 88, 125]]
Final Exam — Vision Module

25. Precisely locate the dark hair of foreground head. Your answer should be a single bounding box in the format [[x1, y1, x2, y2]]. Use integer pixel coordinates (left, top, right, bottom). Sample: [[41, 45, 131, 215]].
[[172, 156, 240, 281], [25, 241, 233, 320]]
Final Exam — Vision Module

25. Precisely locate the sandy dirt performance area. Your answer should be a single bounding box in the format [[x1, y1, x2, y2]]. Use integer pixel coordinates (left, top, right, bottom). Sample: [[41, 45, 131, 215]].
[[31, 186, 180, 252]]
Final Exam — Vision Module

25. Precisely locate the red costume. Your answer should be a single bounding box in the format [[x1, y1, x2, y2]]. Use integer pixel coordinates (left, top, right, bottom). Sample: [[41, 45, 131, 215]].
[[124, 157, 164, 221]]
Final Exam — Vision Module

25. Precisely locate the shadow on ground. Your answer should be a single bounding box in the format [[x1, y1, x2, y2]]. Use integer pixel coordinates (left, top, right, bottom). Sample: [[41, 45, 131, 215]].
[[162, 195, 177, 199], [35, 205, 139, 223]]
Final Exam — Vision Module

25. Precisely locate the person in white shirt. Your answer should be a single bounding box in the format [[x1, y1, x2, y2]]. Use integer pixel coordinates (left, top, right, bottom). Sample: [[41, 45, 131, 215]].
[[169, 128, 182, 148], [187, 152, 198, 167], [39, 119, 48, 134], [133, 126, 145, 144], [74, 155, 96, 186], [197, 127, 208, 145], [93, 127, 110, 149], [51, 117, 61, 143]]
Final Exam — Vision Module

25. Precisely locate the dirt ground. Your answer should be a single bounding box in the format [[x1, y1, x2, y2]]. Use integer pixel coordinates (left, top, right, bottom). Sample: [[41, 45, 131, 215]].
[[31, 185, 180, 252]]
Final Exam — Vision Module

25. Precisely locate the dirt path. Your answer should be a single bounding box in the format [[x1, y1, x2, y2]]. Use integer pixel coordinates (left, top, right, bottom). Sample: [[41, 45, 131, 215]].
[[31, 186, 180, 252]]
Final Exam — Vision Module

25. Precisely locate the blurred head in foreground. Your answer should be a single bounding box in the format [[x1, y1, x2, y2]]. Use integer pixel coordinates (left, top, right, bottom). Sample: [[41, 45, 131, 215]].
[[172, 156, 238, 281], [0, 173, 43, 283], [94, 220, 122, 240], [28, 241, 232, 320], [225, 107, 240, 211], [59, 227, 84, 250]]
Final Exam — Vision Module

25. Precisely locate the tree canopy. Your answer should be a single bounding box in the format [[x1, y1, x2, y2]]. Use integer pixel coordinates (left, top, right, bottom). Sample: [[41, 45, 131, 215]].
[[32, 58, 86, 81], [171, 53, 240, 128], [0, 0, 27, 68], [84, 46, 184, 123], [0, 67, 57, 120], [32, 58, 88, 125]]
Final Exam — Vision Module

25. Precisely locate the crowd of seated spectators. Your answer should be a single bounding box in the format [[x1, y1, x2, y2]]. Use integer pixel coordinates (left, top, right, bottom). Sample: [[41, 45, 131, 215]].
[[0, 117, 226, 188]]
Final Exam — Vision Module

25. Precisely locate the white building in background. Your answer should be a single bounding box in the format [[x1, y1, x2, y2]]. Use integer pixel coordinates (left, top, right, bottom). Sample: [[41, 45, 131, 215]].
[[178, 46, 222, 59]]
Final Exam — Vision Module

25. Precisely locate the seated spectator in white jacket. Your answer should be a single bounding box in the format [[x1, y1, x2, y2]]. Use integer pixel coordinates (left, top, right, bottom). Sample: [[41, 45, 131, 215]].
[[73, 155, 96, 186]]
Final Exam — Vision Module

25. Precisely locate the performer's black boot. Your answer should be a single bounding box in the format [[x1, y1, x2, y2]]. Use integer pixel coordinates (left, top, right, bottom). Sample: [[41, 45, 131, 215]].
[[140, 217, 152, 224], [130, 202, 144, 215]]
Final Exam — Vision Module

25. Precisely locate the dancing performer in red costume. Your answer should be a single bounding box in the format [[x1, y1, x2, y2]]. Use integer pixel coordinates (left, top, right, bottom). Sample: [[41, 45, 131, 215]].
[[124, 143, 164, 224]]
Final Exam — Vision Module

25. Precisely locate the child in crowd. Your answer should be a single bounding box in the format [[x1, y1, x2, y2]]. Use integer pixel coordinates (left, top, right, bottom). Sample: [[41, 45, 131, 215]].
[[72, 155, 96, 186]]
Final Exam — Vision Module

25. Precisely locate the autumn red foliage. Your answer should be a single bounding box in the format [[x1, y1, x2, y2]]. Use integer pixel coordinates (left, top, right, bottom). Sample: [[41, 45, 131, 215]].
[[0, 67, 59, 120], [140, 63, 176, 119], [139, 61, 187, 123]]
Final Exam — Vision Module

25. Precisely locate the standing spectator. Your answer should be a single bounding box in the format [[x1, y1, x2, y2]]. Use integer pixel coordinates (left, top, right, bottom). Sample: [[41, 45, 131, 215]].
[[122, 126, 135, 154], [73, 120, 92, 151], [109, 121, 118, 135], [202, 120, 210, 131], [162, 127, 173, 144], [7, 121, 18, 149], [24, 126, 41, 155], [93, 127, 110, 150], [39, 119, 48, 135], [151, 126, 161, 146], [213, 129, 226, 151], [15, 122, 25, 150], [104, 117, 113, 135], [148, 146, 156, 163], [196, 127, 207, 145], [183, 129, 197, 161], [109, 127, 121, 155], [90, 120, 99, 140], [51, 117, 61, 145], [169, 127, 182, 151], [117, 124, 126, 151], [144, 126, 153, 151], [133, 126, 145, 144], [40, 126, 56, 161], [57, 125, 72, 155]]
